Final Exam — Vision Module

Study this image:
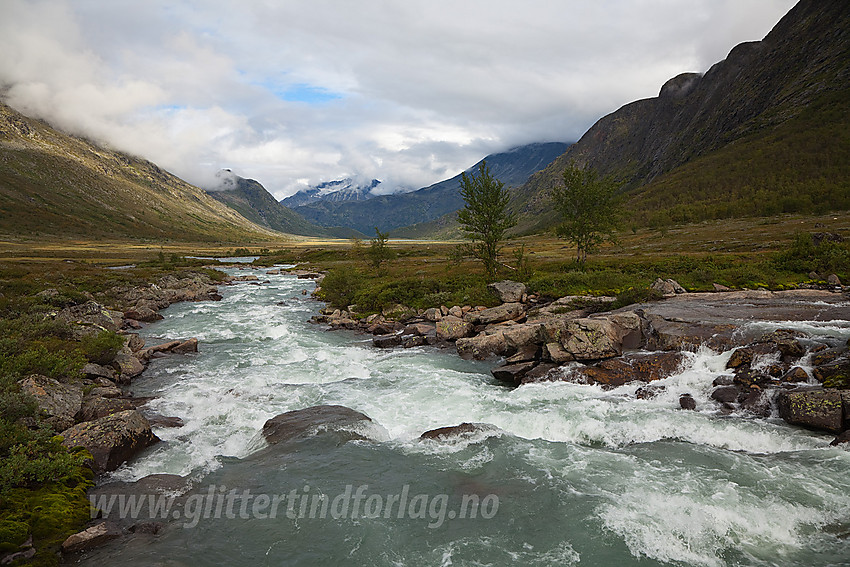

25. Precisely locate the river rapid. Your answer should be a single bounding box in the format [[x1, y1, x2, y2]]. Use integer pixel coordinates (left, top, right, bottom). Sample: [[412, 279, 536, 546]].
[[76, 265, 850, 567]]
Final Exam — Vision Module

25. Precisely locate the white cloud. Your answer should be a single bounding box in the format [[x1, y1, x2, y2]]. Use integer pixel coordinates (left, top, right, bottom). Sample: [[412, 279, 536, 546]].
[[0, 0, 797, 199]]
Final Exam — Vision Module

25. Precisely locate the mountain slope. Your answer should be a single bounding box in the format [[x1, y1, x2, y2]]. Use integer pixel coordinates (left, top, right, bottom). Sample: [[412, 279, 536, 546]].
[[280, 178, 380, 208], [515, 0, 850, 233], [0, 102, 277, 241], [290, 142, 569, 235], [206, 171, 326, 237]]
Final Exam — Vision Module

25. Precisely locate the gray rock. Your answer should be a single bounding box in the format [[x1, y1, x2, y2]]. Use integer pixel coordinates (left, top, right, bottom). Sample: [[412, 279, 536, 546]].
[[61, 410, 159, 472], [827, 274, 842, 286], [679, 393, 697, 410], [82, 363, 115, 381], [712, 283, 731, 292], [456, 333, 508, 360], [488, 280, 527, 303], [113, 352, 145, 379], [18, 375, 83, 432], [79, 396, 135, 422], [373, 335, 402, 348], [423, 307, 442, 322], [419, 422, 500, 441], [170, 338, 199, 354], [262, 405, 372, 445], [467, 303, 525, 325]]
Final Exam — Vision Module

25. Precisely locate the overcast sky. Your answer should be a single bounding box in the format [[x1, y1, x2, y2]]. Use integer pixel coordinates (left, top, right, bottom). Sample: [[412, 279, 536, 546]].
[[0, 0, 797, 199]]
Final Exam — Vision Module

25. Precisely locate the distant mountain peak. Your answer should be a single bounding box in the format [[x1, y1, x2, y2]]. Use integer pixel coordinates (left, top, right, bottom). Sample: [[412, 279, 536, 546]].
[[280, 178, 381, 208]]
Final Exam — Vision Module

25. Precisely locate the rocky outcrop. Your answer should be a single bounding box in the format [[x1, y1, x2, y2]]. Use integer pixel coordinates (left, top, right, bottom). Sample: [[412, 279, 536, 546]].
[[56, 301, 121, 338], [18, 375, 83, 432], [536, 352, 687, 388], [436, 316, 474, 340], [60, 410, 160, 473], [776, 389, 847, 434]]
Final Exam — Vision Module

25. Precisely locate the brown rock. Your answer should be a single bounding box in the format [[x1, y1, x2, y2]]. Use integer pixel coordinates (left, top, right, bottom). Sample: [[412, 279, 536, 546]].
[[123, 306, 162, 323], [505, 345, 540, 364], [373, 335, 402, 348], [711, 385, 740, 403], [780, 366, 810, 383], [171, 338, 199, 354], [562, 352, 686, 389], [726, 348, 753, 369]]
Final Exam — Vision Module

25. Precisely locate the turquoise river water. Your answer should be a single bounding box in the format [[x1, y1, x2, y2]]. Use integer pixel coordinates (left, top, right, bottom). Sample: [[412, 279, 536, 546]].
[[74, 266, 850, 567]]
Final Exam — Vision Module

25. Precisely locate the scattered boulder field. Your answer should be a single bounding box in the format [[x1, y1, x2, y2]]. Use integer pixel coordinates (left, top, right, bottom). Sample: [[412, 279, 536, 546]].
[[314, 279, 850, 443]]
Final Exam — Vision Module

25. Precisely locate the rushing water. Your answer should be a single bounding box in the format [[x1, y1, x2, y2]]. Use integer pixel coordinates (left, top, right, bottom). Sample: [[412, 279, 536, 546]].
[[77, 267, 850, 567]]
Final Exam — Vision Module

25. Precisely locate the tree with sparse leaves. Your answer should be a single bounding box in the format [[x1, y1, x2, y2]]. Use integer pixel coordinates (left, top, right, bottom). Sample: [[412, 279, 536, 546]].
[[552, 162, 623, 268], [457, 161, 517, 280], [367, 227, 394, 268]]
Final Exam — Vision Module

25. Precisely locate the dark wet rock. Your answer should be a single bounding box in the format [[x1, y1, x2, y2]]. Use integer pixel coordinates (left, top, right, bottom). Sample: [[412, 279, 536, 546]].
[[712, 375, 734, 386], [726, 348, 753, 369], [522, 362, 559, 382], [763, 363, 785, 378], [18, 375, 83, 432], [61, 410, 160, 473], [436, 316, 474, 341], [679, 393, 697, 410], [780, 366, 810, 383], [733, 365, 775, 390], [813, 357, 850, 387], [491, 361, 537, 385], [739, 390, 771, 417], [505, 345, 540, 364], [61, 522, 122, 554], [146, 415, 185, 428], [777, 388, 844, 434], [262, 405, 373, 445], [402, 335, 428, 348], [488, 280, 527, 303], [549, 351, 686, 389], [368, 323, 395, 335], [128, 522, 164, 535], [373, 334, 402, 348], [776, 339, 805, 359], [79, 396, 136, 422], [419, 422, 500, 441], [711, 385, 741, 403], [812, 348, 842, 367], [830, 430, 850, 446], [635, 385, 665, 399]]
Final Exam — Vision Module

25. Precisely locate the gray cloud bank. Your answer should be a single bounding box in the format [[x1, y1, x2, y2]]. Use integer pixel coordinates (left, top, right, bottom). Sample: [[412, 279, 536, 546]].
[[0, 0, 796, 198]]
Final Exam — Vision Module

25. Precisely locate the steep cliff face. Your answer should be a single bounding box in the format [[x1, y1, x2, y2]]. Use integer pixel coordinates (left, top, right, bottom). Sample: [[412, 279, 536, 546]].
[[517, 0, 850, 230], [0, 102, 277, 241]]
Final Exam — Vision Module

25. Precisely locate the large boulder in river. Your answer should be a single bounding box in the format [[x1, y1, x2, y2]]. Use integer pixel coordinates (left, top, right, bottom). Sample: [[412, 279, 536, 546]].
[[560, 313, 642, 361], [488, 280, 527, 303], [18, 375, 83, 431], [419, 422, 501, 441], [776, 388, 846, 434], [530, 351, 687, 388], [61, 410, 159, 472], [262, 405, 373, 445]]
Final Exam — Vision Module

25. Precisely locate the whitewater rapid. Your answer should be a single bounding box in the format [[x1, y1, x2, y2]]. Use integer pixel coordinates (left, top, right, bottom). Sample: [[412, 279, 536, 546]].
[[91, 265, 850, 567]]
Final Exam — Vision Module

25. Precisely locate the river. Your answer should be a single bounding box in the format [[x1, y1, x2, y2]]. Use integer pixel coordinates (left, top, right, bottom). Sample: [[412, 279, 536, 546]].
[[76, 266, 850, 567]]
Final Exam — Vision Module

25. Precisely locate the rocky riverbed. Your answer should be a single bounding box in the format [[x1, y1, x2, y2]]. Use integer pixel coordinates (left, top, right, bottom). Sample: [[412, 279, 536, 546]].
[[318, 279, 850, 443]]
